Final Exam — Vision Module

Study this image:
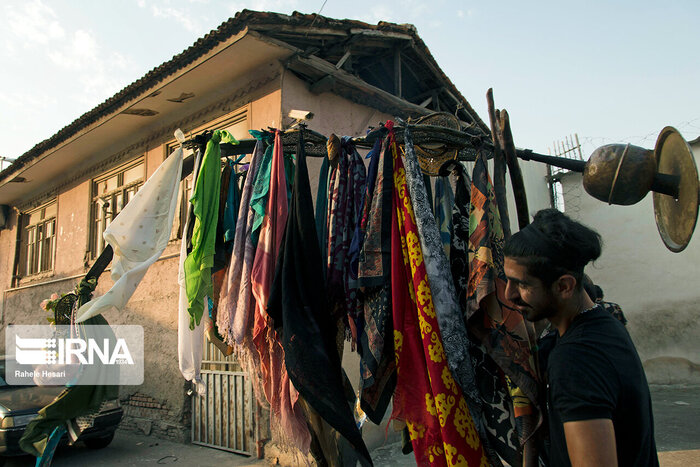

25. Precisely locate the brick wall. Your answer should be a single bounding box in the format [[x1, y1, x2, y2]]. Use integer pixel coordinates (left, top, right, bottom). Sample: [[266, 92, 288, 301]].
[[118, 390, 190, 443]]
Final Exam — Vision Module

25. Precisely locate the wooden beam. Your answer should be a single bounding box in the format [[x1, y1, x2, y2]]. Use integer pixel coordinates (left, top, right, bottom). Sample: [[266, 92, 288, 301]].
[[394, 47, 402, 98], [432, 90, 441, 112], [335, 50, 351, 69], [499, 109, 530, 230], [348, 28, 413, 41], [486, 88, 511, 239], [410, 86, 444, 103], [419, 96, 433, 107]]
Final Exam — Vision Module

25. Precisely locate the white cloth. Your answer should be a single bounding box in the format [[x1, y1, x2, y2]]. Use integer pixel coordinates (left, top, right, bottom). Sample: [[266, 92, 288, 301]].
[[76, 147, 184, 322], [177, 149, 205, 393]]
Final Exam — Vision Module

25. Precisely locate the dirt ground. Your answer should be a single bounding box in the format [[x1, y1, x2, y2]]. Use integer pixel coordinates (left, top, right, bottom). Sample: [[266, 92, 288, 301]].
[[2, 385, 698, 466]]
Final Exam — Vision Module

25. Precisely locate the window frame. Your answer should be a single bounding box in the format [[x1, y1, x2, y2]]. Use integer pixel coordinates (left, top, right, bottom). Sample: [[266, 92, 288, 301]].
[[19, 200, 57, 278], [88, 157, 145, 258]]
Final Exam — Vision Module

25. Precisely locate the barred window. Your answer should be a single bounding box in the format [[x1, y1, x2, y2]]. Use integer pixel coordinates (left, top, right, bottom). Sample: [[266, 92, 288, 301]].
[[21, 201, 57, 276], [89, 159, 144, 257]]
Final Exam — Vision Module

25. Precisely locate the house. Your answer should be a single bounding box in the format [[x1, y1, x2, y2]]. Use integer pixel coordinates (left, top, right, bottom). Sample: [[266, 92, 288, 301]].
[[0, 9, 551, 454]]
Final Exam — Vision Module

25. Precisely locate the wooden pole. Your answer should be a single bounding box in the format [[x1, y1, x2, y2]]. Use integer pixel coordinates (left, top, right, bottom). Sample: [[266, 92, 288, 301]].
[[499, 109, 530, 229], [486, 88, 511, 238], [394, 47, 402, 98]]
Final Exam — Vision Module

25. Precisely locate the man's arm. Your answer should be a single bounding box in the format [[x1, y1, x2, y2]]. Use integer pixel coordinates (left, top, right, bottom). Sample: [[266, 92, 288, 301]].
[[563, 418, 617, 467]]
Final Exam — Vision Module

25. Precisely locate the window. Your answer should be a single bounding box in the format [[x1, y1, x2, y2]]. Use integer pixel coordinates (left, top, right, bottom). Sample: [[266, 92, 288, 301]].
[[20, 201, 57, 276], [89, 159, 144, 257], [168, 106, 250, 240]]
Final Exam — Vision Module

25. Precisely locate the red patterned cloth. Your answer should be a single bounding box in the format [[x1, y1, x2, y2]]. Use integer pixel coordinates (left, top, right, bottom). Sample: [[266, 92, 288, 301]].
[[390, 131, 488, 467]]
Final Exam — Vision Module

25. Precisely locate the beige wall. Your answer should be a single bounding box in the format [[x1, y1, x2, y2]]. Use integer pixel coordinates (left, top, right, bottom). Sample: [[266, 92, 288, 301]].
[[0, 210, 18, 322], [282, 72, 393, 202], [54, 181, 91, 276], [251, 88, 282, 131]]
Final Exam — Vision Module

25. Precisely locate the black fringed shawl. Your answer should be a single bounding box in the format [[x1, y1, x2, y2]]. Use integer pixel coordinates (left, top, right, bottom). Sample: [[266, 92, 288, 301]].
[[268, 130, 372, 466]]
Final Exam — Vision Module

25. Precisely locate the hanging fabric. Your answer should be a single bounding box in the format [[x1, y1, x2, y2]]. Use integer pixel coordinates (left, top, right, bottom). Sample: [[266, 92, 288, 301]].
[[402, 129, 494, 458], [315, 154, 331, 274], [222, 159, 244, 248], [348, 137, 382, 280], [353, 135, 395, 424], [325, 135, 366, 341], [450, 162, 518, 466], [267, 128, 372, 466], [467, 149, 541, 449], [209, 158, 245, 354], [76, 146, 185, 322], [178, 148, 206, 389], [249, 133, 275, 246], [433, 175, 454, 260], [390, 127, 487, 466], [212, 161, 234, 274], [357, 131, 392, 289], [20, 280, 118, 459], [216, 131, 268, 403], [184, 130, 238, 329], [251, 130, 311, 453], [449, 163, 471, 314]]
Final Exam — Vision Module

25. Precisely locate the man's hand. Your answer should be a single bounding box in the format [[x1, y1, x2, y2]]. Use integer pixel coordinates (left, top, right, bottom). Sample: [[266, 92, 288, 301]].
[[563, 418, 617, 467]]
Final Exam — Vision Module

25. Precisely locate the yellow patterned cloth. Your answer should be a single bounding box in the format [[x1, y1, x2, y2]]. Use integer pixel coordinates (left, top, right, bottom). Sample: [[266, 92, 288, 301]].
[[390, 127, 487, 466]]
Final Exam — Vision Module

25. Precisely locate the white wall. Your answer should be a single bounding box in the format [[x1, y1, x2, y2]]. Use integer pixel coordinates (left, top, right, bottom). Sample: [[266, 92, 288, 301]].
[[560, 141, 700, 381]]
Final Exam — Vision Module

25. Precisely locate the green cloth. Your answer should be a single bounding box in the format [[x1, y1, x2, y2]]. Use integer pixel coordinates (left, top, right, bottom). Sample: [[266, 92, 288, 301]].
[[315, 156, 330, 275], [249, 130, 274, 247], [20, 279, 119, 458], [184, 130, 238, 329], [284, 153, 296, 202]]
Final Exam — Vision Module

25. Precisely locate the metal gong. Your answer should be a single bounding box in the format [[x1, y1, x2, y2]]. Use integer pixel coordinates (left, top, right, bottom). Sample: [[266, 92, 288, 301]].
[[652, 126, 699, 252]]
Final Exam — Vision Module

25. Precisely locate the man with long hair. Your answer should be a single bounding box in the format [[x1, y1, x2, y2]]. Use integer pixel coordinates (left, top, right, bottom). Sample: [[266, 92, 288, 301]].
[[503, 209, 658, 466]]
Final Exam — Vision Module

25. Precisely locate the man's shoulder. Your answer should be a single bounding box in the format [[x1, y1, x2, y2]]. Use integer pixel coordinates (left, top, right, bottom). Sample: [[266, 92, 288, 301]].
[[564, 306, 627, 339], [549, 314, 619, 366]]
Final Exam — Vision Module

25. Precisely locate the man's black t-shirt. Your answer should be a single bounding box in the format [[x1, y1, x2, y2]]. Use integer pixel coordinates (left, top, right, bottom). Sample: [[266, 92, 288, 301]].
[[547, 306, 659, 466]]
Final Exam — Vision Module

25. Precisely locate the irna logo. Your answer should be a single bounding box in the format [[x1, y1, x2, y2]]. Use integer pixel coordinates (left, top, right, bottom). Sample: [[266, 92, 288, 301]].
[[14, 335, 134, 365]]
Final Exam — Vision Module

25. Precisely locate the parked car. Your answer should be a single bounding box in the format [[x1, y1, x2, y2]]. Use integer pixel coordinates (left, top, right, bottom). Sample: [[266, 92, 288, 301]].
[[0, 356, 123, 460]]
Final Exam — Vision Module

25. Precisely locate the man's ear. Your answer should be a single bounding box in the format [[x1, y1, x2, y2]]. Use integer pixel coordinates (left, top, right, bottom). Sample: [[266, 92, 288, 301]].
[[554, 274, 577, 299]]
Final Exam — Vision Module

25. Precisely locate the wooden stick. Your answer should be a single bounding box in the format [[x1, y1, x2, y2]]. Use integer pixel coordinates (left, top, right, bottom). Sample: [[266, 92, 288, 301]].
[[486, 88, 511, 238], [499, 109, 530, 229]]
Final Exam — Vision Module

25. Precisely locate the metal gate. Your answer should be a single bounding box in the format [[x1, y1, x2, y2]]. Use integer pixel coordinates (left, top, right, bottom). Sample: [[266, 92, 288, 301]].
[[192, 340, 257, 455]]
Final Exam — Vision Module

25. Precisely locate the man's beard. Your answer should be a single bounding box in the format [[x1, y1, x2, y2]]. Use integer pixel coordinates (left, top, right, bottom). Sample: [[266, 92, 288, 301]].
[[514, 298, 557, 322]]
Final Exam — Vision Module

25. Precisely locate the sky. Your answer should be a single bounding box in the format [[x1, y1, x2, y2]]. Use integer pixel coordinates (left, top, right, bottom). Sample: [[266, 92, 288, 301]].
[[1, 0, 699, 167]]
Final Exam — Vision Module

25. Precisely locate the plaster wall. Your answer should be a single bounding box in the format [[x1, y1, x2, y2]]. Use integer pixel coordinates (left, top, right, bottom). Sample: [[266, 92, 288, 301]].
[[282, 72, 392, 203], [560, 158, 700, 383], [0, 210, 19, 321], [251, 88, 282, 131], [54, 181, 91, 276]]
